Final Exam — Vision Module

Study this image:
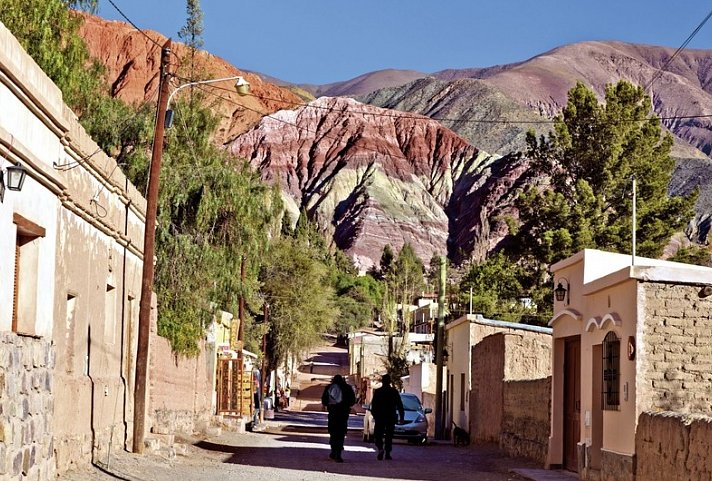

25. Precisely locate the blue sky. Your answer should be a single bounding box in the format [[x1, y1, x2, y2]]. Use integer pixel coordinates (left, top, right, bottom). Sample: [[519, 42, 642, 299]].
[[99, 1, 712, 85]]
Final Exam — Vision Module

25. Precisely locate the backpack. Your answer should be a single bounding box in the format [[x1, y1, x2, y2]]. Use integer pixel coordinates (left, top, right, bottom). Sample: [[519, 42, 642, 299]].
[[327, 383, 343, 405]]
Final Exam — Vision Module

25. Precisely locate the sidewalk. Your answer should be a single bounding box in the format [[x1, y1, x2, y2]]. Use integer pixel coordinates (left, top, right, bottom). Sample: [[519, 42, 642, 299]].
[[511, 468, 579, 481]]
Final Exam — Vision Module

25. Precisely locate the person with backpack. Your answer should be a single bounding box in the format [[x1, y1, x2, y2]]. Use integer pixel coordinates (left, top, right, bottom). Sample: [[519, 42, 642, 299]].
[[370, 373, 405, 460], [321, 374, 355, 462]]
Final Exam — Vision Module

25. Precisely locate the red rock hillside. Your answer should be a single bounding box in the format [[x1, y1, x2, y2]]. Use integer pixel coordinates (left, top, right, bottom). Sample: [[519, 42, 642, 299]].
[[229, 96, 528, 271], [78, 13, 303, 143]]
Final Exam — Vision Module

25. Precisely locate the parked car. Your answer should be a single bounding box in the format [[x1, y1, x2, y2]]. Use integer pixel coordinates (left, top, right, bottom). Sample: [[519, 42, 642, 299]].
[[362, 392, 431, 445]]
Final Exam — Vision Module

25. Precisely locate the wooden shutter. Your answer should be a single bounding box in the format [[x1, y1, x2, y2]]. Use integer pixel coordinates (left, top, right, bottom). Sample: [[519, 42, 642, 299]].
[[12, 237, 20, 332]]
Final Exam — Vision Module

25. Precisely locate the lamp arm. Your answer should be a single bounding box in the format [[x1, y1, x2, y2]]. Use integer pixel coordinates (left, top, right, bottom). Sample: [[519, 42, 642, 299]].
[[166, 75, 247, 107]]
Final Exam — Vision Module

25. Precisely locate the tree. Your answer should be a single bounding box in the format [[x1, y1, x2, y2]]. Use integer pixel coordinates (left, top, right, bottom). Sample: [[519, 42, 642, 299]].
[[154, 97, 282, 354], [260, 237, 339, 368], [0, 0, 104, 113], [378, 244, 395, 279], [177, 0, 204, 102], [512, 80, 696, 287]]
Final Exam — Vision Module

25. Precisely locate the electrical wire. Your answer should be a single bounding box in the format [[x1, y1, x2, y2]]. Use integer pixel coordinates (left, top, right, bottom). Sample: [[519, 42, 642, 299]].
[[190, 83, 465, 166], [644, 7, 712, 92], [177, 73, 712, 126], [105, 0, 162, 48]]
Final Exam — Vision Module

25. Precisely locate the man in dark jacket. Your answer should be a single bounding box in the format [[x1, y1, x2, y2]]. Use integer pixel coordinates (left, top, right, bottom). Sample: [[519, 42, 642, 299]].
[[370, 373, 405, 460], [321, 374, 355, 462]]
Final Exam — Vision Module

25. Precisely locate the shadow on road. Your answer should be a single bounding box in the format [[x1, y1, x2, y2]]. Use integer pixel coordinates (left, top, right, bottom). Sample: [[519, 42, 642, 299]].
[[195, 430, 527, 481]]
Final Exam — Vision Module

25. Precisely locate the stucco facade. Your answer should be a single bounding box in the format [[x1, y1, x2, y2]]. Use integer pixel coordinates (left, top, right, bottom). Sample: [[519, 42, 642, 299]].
[[0, 19, 146, 478], [548, 249, 712, 480]]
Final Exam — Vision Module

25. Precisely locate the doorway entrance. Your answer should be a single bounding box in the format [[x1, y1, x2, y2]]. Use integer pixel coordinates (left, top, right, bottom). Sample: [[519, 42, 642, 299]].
[[563, 336, 581, 472]]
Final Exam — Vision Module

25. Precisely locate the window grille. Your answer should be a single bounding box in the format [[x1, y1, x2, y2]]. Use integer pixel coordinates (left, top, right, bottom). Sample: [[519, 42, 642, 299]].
[[602, 331, 620, 410]]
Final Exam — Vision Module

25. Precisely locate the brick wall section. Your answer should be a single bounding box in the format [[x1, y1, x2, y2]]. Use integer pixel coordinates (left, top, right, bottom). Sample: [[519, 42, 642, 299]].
[[0, 333, 55, 480], [642, 283, 712, 413], [636, 411, 712, 481], [149, 332, 214, 434]]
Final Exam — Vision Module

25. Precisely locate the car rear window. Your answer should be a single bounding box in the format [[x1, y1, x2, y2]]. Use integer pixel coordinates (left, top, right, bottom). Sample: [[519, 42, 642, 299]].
[[401, 395, 421, 411]]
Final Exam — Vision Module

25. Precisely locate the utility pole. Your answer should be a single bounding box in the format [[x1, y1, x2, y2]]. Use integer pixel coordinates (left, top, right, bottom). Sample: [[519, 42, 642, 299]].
[[133, 39, 172, 454], [631, 175, 637, 266], [434, 255, 446, 439], [260, 302, 268, 424]]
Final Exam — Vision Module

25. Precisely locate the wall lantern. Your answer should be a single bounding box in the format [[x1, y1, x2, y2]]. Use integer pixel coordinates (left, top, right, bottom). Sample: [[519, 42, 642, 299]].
[[442, 348, 449, 365], [0, 163, 27, 203], [554, 277, 570, 305], [6, 163, 27, 191]]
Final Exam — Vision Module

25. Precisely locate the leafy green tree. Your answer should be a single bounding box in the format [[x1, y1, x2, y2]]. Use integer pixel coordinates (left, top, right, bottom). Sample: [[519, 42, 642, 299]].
[[378, 244, 395, 279], [260, 236, 339, 368], [511, 80, 696, 289], [154, 97, 281, 354], [0, 0, 103, 113], [669, 245, 710, 266], [458, 253, 543, 323]]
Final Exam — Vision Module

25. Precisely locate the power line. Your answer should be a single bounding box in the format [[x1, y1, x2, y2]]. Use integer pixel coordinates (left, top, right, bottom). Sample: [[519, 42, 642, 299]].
[[645, 7, 712, 91], [174, 73, 712, 126], [190, 83, 473, 166], [105, 0, 162, 48]]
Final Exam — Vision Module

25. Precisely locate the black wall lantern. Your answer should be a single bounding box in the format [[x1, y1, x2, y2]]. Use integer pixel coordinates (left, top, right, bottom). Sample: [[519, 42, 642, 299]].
[[6, 163, 27, 191], [0, 162, 27, 203], [554, 277, 570, 305]]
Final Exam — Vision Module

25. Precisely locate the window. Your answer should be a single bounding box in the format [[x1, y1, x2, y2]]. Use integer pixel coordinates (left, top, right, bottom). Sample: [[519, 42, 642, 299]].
[[12, 214, 45, 335], [602, 331, 620, 410]]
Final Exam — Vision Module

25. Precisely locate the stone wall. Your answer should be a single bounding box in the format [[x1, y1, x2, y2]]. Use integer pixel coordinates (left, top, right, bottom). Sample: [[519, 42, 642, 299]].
[[642, 283, 712, 413], [148, 330, 215, 435], [0, 333, 55, 480], [470, 331, 551, 464], [636, 411, 712, 481]]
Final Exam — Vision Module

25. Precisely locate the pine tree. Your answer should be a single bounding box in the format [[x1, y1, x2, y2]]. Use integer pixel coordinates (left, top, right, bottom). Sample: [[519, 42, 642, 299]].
[[513, 80, 696, 275]]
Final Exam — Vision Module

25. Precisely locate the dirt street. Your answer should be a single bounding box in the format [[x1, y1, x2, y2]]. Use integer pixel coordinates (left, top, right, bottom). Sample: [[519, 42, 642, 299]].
[[58, 409, 538, 481], [58, 343, 540, 481]]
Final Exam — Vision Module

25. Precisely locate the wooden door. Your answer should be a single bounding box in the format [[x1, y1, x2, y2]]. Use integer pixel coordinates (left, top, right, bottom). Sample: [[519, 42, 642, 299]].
[[563, 336, 581, 472]]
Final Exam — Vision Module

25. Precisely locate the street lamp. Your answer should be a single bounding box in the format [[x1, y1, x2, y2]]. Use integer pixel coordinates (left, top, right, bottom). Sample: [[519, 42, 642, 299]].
[[164, 75, 250, 128], [133, 38, 251, 454]]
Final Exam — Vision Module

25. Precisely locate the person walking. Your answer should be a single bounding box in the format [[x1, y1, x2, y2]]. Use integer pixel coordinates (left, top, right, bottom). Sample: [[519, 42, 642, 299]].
[[370, 373, 404, 461], [321, 374, 355, 462]]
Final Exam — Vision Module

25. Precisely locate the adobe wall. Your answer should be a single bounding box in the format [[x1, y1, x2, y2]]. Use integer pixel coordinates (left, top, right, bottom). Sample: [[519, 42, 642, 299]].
[[0, 334, 55, 480], [470, 331, 551, 464], [636, 411, 712, 481], [471, 334, 504, 442], [500, 333, 551, 464], [1, 17, 146, 479], [148, 330, 215, 435], [640, 283, 712, 413]]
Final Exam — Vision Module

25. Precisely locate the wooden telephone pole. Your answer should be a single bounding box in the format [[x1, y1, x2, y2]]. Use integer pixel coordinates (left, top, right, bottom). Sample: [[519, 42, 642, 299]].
[[133, 39, 172, 454]]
